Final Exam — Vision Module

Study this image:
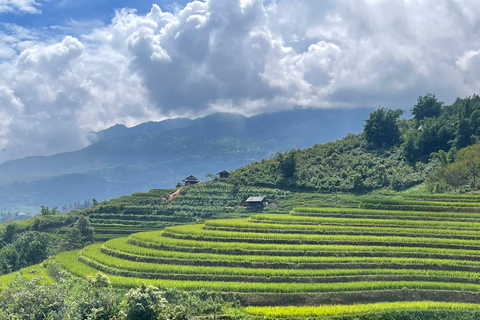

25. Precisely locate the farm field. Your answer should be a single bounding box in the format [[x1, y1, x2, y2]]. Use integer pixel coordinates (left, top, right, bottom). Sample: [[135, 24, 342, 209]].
[[54, 192, 480, 318], [84, 182, 291, 240]]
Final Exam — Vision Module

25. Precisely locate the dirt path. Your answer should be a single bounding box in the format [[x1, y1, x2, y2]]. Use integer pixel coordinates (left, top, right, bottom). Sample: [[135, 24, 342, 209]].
[[168, 188, 181, 201]]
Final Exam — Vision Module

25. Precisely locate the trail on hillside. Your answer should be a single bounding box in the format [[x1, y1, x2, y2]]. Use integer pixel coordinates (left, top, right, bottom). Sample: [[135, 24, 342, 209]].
[[168, 188, 181, 201]]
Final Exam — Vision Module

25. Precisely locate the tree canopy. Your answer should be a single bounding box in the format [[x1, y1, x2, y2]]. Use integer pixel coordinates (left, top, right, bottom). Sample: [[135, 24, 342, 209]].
[[412, 93, 443, 121], [364, 107, 403, 147]]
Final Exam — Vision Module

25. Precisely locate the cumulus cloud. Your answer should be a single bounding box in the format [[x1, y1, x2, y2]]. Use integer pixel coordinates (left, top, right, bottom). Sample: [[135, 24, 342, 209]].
[[2, 0, 480, 162], [0, 0, 41, 14]]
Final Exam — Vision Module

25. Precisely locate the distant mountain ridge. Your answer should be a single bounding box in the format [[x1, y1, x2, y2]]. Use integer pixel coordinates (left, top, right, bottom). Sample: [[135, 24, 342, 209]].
[[0, 108, 372, 213]]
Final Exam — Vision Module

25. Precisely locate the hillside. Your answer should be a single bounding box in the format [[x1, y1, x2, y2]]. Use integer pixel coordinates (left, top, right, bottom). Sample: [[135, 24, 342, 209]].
[[0, 108, 371, 213], [230, 94, 480, 193], [48, 193, 480, 319]]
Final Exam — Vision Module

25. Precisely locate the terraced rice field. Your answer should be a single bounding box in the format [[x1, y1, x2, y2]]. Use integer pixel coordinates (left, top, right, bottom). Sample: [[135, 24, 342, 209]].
[[58, 197, 480, 309], [87, 182, 290, 240]]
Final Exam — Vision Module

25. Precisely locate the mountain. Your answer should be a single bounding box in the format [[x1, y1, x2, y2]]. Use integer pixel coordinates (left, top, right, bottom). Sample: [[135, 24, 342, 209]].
[[0, 108, 372, 213]]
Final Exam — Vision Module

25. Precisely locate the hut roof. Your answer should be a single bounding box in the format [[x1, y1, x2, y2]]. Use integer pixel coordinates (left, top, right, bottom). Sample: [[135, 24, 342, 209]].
[[246, 196, 267, 202], [217, 170, 229, 175], [182, 175, 200, 182]]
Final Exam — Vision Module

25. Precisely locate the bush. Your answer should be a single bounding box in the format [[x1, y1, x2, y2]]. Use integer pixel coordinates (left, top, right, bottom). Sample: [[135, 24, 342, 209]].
[[125, 284, 167, 320]]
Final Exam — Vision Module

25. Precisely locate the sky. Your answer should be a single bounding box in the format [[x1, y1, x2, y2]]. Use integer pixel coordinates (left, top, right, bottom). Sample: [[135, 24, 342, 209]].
[[0, 0, 480, 163]]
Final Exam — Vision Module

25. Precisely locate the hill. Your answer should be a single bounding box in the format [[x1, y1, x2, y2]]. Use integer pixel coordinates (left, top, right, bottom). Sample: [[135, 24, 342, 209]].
[[229, 94, 480, 193], [0, 108, 371, 213]]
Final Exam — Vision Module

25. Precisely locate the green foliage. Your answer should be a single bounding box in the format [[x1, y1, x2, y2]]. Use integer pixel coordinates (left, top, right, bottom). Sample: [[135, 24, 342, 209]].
[[125, 284, 166, 320], [364, 107, 403, 147], [0, 277, 65, 320], [426, 143, 480, 192], [230, 133, 432, 192], [412, 93, 443, 121], [63, 216, 95, 250], [40, 205, 58, 215]]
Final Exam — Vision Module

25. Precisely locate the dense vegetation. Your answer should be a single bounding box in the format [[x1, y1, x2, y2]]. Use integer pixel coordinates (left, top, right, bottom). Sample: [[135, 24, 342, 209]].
[[230, 94, 480, 193], [0, 262, 240, 319]]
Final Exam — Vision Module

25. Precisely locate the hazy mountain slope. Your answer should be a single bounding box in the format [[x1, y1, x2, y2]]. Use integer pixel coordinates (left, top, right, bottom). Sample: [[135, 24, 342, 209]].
[[0, 108, 372, 212]]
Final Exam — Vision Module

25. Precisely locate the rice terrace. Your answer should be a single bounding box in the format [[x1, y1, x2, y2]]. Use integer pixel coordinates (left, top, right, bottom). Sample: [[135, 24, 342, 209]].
[[44, 186, 480, 319]]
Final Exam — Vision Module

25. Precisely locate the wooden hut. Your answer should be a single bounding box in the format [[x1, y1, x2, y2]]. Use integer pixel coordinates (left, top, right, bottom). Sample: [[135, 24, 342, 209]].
[[245, 196, 268, 207], [217, 170, 230, 178], [182, 175, 200, 186]]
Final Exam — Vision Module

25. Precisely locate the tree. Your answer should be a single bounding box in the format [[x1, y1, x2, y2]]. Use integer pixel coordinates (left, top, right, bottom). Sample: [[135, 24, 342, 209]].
[[455, 144, 480, 185], [92, 198, 99, 206], [2, 224, 17, 244], [277, 150, 296, 180], [64, 216, 94, 250], [40, 205, 58, 215], [364, 107, 403, 147], [412, 93, 443, 121], [442, 162, 469, 191], [205, 173, 217, 181]]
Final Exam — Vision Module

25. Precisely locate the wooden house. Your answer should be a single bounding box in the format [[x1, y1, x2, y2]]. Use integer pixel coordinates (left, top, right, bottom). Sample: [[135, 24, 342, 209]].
[[217, 170, 229, 178], [245, 196, 268, 207], [183, 175, 200, 186]]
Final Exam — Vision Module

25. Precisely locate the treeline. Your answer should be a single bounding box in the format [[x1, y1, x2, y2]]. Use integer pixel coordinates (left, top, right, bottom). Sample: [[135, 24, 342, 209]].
[[229, 93, 480, 193], [0, 216, 94, 275]]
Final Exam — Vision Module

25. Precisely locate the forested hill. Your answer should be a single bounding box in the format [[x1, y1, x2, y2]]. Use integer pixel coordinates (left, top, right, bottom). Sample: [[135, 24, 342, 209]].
[[229, 94, 480, 192]]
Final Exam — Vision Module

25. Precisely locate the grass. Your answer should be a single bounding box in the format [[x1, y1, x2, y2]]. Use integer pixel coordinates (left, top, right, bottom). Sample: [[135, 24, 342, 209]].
[[0, 263, 53, 290], [245, 301, 480, 318], [80, 243, 480, 280], [290, 207, 480, 220]]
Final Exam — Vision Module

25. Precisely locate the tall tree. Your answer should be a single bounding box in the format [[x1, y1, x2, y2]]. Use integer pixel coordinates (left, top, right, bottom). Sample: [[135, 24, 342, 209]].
[[364, 107, 403, 147], [412, 93, 443, 121]]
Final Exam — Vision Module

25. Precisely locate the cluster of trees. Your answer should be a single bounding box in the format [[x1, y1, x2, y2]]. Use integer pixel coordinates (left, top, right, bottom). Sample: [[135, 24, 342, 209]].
[[0, 265, 239, 320], [0, 216, 95, 275], [427, 144, 480, 192], [0, 226, 55, 275], [230, 133, 433, 192], [230, 93, 480, 193]]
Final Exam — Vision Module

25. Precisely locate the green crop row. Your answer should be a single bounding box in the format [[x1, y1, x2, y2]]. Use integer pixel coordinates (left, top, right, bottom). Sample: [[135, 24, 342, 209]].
[[79, 253, 480, 285], [245, 301, 480, 318], [80, 244, 480, 280], [89, 214, 195, 222], [204, 219, 480, 239], [361, 198, 480, 208], [402, 193, 480, 202], [359, 203, 480, 213], [129, 231, 480, 258], [55, 252, 480, 293], [290, 207, 480, 220], [101, 245, 480, 273], [105, 237, 480, 266], [163, 224, 480, 249], [251, 214, 480, 230], [91, 220, 169, 227]]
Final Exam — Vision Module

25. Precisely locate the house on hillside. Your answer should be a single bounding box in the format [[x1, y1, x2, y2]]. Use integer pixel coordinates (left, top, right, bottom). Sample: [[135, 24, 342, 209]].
[[245, 196, 268, 208], [183, 175, 200, 186], [217, 170, 229, 178]]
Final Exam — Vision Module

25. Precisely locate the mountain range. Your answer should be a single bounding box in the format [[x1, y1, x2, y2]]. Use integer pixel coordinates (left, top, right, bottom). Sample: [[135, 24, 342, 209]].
[[0, 108, 372, 213]]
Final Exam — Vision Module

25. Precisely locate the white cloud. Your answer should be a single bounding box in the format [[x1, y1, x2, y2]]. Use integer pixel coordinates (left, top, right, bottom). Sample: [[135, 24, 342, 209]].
[[0, 0, 41, 14], [2, 0, 480, 162]]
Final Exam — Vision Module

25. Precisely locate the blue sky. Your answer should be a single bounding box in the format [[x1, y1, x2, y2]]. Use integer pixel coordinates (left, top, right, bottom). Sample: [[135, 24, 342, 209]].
[[0, 0, 190, 38], [0, 0, 480, 163]]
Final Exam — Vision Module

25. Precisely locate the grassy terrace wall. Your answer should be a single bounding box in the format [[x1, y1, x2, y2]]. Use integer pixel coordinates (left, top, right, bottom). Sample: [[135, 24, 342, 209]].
[[57, 193, 480, 314]]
